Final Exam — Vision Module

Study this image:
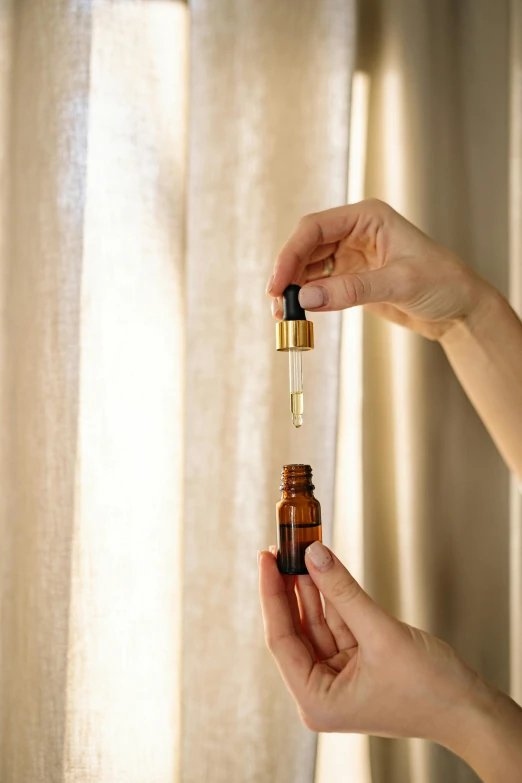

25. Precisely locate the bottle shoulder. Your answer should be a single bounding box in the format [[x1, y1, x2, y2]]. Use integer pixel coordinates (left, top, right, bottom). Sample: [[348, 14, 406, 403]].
[[276, 494, 321, 526], [277, 494, 320, 507]]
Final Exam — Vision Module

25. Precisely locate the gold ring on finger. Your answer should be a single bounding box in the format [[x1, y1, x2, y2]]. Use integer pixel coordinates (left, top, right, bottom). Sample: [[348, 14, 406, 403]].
[[322, 254, 336, 277]]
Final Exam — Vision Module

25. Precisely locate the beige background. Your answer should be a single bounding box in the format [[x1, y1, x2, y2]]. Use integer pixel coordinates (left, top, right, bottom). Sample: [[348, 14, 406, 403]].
[[0, 1, 520, 782]]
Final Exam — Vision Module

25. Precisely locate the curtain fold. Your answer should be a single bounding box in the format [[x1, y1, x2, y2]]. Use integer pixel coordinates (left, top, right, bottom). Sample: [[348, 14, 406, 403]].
[[1, 1, 187, 780], [1, 2, 93, 778], [509, 0, 522, 708], [0, 1, 520, 782], [357, 1, 512, 781], [183, 3, 354, 781]]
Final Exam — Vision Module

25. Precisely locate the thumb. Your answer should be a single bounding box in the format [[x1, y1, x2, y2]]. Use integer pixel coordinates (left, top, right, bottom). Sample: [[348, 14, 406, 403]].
[[299, 268, 397, 312], [305, 541, 384, 638]]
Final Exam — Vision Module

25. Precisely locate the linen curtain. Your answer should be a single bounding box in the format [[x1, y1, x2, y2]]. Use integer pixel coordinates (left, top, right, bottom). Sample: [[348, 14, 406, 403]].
[[326, 3, 521, 782], [0, 1, 188, 780], [0, 1, 520, 783]]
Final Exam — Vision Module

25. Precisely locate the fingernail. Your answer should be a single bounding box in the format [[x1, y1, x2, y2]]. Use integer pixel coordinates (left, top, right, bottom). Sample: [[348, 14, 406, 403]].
[[306, 541, 332, 571], [299, 286, 327, 309], [266, 275, 275, 295], [269, 545, 277, 556], [271, 297, 282, 319]]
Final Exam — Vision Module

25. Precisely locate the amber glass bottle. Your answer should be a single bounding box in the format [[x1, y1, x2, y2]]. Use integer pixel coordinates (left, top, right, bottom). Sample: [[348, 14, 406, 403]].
[[276, 464, 322, 575]]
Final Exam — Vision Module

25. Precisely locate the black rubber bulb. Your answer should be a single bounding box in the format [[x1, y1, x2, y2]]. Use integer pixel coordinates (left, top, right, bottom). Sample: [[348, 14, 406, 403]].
[[282, 284, 307, 321]]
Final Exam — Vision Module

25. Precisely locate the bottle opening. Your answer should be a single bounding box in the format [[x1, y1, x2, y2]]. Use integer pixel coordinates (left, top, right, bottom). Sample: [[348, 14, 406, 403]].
[[280, 464, 314, 492]]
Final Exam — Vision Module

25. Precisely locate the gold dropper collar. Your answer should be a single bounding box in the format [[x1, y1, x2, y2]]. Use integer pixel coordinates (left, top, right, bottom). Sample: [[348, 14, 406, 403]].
[[276, 320, 314, 351]]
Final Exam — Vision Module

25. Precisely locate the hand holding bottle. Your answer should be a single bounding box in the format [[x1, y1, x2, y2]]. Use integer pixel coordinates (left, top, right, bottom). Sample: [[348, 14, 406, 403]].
[[266, 199, 493, 340], [258, 543, 522, 781]]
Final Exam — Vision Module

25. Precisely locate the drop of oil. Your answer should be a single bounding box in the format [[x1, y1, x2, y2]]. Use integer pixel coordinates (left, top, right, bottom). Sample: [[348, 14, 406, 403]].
[[292, 413, 303, 428], [290, 391, 303, 429]]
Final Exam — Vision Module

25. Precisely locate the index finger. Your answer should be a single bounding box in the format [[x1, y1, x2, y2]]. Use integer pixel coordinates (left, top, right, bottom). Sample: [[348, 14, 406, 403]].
[[258, 551, 314, 694], [269, 203, 365, 296]]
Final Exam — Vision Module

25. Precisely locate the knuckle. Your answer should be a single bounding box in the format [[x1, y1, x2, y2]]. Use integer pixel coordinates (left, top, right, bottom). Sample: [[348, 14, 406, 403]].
[[297, 213, 324, 245], [339, 275, 358, 306], [354, 272, 371, 301], [366, 197, 389, 214], [307, 613, 326, 630], [339, 273, 368, 306], [297, 213, 315, 229], [329, 574, 361, 605], [264, 634, 277, 655]]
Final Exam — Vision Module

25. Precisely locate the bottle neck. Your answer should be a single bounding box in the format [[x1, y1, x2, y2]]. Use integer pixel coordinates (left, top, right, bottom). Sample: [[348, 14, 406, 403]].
[[280, 464, 315, 498]]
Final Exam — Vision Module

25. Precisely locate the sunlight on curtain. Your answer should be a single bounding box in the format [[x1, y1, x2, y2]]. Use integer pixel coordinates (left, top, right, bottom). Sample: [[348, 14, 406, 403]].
[[1, 2, 518, 782], [64, 3, 188, 781], [384, 68, 427, 633], [362, 5, 512, 781], [0, 0, 187, 780], [183, 3, 354, 781], [381, 65, 429, 783], [315, 70, 371, 783], [0, 0, 12, 760], [1, 1, 95, 778]]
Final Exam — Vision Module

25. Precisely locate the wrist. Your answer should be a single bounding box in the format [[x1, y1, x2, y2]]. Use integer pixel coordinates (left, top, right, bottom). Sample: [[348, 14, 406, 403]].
[[439, 274, 503, 349], [439, 676, 498, 759], [441, 678, 522, 780]]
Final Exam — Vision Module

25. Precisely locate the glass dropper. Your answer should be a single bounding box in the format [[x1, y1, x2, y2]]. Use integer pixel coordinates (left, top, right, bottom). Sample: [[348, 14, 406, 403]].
[[276, 284, 314, 429], [289, 349, 303, 428]]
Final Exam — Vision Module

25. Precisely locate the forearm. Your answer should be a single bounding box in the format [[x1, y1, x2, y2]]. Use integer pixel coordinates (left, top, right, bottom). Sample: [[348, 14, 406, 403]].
[[440, 284, 522, 479], [442, 681, 522, 781]]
